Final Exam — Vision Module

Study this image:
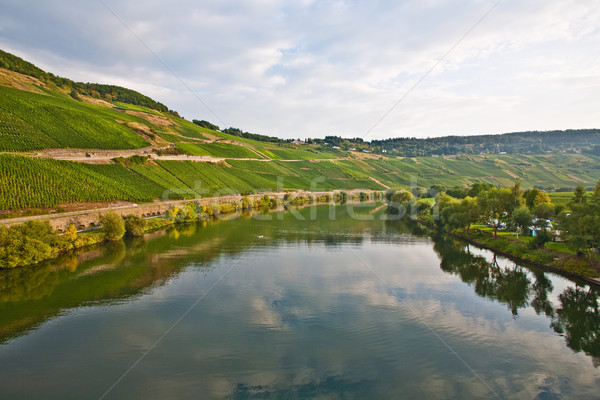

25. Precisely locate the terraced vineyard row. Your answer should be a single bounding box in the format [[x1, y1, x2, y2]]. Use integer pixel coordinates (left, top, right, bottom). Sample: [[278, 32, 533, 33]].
[[176, 142, 261, 159], [0, 155, 161, 209]]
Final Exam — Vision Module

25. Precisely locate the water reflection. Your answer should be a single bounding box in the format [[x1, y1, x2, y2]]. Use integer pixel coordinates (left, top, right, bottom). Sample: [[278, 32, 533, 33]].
[[0, 204, 599, 374], [429, 228, 600, 361]]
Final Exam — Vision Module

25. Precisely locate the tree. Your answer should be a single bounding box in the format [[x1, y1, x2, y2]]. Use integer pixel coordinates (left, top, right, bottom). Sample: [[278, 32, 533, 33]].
[[445, 187, 467, 199], [0, 221, 55, 268], [561, 184, 600, 257], [467, 182, 493, 198], [572, 185, 587, 205], [429, 184, 446, 195], [477, 187, 514, 238], [64, 224, 78, 242], [411, 186, 427, 199], [385, 189, 414, 215], [101, 212, 125, 241], [509, 180, 525, 210], [525, 188, 542, 209], [533, 191, 551, 206], [511, 206, 532, 238], [533, 202, 554, 222], [123, 215, 146, 237]]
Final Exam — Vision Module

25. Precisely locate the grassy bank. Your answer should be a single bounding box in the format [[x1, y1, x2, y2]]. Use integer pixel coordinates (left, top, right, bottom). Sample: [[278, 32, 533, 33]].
[[416, 215, 600, 283]]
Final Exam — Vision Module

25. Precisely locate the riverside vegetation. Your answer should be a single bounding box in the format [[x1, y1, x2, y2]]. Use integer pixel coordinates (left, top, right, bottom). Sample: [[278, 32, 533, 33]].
[[385, 181, 600, 280], [0, 192, 380, 269]]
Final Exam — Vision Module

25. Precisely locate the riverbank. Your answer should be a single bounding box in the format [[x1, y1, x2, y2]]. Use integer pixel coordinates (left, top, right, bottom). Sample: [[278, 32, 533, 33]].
[[0, 191, 383, 269], [410, 216, 600, 286]]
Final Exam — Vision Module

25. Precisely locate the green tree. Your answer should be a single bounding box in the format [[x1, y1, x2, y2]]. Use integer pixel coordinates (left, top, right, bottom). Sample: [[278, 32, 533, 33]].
[[534, 202, 554, 223], [123, 215, 147, 237], [525, 188, 542, 209], [0, 221, 55, 268], [101, 212, 125, 241], [509, 180, 525, 210], [572, 185, 587, 205], [467, 182, 493, 198], [477, 187, 514, 238], [385, 189, 414, 216], [429, 184, 446, 195], [511, 206, 532, 237]]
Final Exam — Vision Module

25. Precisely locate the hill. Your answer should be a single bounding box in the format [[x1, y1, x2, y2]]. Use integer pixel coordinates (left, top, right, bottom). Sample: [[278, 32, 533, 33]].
[[0, 49, 599, 214]]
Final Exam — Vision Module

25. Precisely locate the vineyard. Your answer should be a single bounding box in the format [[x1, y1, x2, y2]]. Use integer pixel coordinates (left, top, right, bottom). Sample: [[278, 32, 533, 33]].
[[0, 155, 163, 209], [176, 142, 261, 159], [2, 152, 600, 211], [0, 86, 150, 151]]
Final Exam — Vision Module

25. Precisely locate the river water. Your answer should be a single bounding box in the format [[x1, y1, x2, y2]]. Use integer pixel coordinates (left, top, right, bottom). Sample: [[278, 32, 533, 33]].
[[0, 204, 598, 399]]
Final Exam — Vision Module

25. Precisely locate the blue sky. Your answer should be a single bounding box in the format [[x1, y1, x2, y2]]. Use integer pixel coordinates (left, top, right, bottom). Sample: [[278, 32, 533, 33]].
[[1, 0, 599, 140]]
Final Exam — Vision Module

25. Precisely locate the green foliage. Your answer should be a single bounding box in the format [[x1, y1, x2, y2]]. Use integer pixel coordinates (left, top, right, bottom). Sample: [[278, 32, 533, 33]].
[[572, 185, 588, 205], [511, 206, 533, 234], [385, 189, 414, 215], [560, 182, 600, 257], [531, 230, 554, 249], [123, 215, 147, 237], [101, 212, 125, 241], [0, 221, 55, 268], [192, 119, 219, 131], [369, 129, 600, 156], [477, 187, 515, 237], [222, 126, 284, 143], [64, 224, 78, 243], [445, 187, 467, 199], [534, 203, 555, 221]]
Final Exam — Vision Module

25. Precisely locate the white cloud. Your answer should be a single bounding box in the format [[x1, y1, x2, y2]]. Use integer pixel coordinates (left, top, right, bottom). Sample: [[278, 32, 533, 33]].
[[0, 0, 599, 138]]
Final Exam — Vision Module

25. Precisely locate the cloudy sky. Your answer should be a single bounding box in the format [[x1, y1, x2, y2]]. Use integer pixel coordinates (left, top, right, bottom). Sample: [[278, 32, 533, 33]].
[[1, 0, 599, 140]]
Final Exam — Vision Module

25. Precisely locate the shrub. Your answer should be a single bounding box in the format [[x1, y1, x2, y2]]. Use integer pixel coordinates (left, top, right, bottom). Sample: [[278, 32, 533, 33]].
[[101, 212, 125, 241], [124, 215, 147, 237]]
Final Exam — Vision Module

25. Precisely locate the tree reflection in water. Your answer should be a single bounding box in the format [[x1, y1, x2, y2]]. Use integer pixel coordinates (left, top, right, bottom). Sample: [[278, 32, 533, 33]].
[[431, 231, 600, 361]]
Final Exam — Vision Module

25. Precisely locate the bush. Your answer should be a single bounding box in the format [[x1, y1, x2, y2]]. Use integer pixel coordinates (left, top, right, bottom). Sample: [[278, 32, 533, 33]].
[[530, 230, 554, 249], [124, 215, 147, 237], [100, 212, 125, 241], [0, 221, 55, 268]]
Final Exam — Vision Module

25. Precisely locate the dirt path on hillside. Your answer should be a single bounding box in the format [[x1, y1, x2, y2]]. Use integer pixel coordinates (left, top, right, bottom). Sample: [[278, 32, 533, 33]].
[[21, 149, 346, 164], [369, 176, 390, 189]]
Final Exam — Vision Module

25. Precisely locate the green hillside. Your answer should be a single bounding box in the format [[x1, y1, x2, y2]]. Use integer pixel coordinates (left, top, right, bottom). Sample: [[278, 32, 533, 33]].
[[0, 85, 150, 150], [2, 152, 599, 211], [0, 48, 599, 214]]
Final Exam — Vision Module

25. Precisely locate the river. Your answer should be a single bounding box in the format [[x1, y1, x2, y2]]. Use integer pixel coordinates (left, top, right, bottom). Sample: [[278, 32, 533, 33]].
[[0, 204, 598, 399]]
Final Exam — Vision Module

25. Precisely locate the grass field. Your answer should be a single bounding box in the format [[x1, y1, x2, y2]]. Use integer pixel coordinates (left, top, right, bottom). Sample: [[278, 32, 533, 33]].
[[548, 192, 575, 205]]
